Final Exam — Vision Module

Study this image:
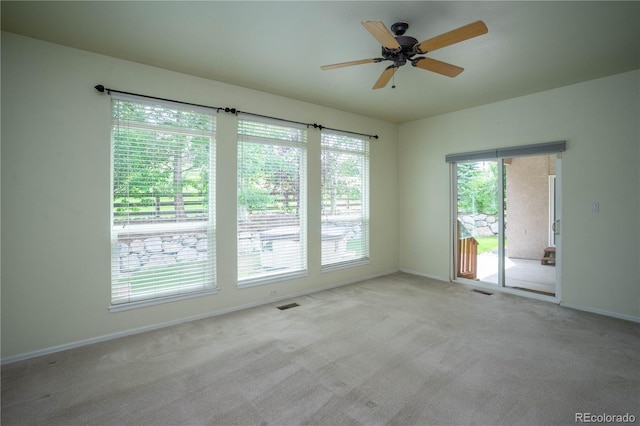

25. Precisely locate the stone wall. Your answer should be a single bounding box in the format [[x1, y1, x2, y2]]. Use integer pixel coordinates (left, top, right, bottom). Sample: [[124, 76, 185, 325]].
[[117, 233, 209, 273], [458, 213, 500, 237]]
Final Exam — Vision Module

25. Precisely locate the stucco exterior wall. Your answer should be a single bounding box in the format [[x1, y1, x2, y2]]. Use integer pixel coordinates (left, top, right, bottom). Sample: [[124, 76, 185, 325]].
[[506, 155, 556, 259]]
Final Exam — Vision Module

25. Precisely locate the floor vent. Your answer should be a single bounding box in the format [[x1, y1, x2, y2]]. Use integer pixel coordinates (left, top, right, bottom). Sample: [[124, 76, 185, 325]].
[[277, 302, 300, 310], [471, 289, 493, 296]]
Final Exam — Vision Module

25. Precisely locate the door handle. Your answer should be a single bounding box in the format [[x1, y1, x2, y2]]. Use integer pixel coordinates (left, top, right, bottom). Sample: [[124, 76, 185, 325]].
[[552, 220, 560, 235]]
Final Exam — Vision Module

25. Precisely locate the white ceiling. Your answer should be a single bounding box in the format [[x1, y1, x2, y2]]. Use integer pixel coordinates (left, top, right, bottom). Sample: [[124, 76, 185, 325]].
[[2, 1, 639, 123]]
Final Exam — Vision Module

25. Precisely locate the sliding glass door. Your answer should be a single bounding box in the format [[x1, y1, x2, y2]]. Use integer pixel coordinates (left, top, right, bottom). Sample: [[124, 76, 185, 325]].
[[455, 160, 501, 283], [453, 151, 560, 298], [503, 155, 558, 296]]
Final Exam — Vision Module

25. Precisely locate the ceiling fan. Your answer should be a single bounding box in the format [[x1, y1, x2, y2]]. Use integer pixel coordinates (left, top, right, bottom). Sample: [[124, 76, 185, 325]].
[[321, 20, 488, 89]]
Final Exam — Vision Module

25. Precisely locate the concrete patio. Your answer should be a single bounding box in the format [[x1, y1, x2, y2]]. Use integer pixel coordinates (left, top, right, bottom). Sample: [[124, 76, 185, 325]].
[[476, 252, 556, 295]]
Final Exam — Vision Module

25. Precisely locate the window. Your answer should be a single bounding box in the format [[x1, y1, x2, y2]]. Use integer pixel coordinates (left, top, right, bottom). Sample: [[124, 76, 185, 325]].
[[237, 118, 307, 286], [321, 131, 370, 269], [110, 95, 216, 309]]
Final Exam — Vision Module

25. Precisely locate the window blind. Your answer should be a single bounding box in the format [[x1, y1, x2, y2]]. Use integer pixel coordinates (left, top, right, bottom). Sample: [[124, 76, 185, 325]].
[[110, 95, 216, 309], [321, 131, 370, 269], [237, 118, 307, 286]]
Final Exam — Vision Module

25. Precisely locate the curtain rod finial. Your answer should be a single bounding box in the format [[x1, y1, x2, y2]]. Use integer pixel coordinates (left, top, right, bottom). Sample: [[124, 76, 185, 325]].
[[94, 84, 105, 93]]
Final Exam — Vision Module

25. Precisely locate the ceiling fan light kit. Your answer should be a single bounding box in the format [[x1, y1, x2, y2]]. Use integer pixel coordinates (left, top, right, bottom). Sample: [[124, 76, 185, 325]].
[[321, 20, 488, 89]]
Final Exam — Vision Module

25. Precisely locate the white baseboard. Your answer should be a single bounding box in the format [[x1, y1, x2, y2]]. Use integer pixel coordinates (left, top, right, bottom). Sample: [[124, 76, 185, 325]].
[[398, 268, 449, 283], [400, 270, 639, 323], [559, 302, 640, 323], [8, 269, 634, 364], [1, 269, 399, 365]]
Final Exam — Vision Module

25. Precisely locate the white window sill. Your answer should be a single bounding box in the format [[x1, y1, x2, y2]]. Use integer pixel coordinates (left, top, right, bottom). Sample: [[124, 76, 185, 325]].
[[109, 287, 220, 313], [321, 258, 371, 273], [237, 270, 308, 289]]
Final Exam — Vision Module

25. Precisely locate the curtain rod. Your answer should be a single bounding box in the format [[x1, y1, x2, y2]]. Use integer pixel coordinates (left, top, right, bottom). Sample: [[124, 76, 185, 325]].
[[95, 85, 378, 139], [94, 85, 228, 112]]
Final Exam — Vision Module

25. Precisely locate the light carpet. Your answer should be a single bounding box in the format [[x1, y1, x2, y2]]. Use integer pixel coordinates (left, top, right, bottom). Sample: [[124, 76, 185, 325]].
[[2, 272, 639, 425]]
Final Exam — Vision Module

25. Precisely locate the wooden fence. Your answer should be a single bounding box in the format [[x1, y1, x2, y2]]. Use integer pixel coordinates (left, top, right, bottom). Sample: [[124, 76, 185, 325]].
[[114, 193, 362, 224], [113, 193, 207, 223], [457, 220, 478, 280]]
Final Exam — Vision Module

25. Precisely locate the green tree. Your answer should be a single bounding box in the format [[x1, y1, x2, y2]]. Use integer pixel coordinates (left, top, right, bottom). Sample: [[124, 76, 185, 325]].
[[321, 135, 365, 215], [237, 143, 301, 213], [113, 100, 212, 221], [457, 161, 499, 214]]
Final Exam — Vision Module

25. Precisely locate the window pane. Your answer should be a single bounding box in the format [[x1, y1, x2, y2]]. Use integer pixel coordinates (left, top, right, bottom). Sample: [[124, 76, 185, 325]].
[[237, 119, 307, 285], [321, 132, 369, 268], [111, 98, 216, 306], [456, 160, 499, 282]]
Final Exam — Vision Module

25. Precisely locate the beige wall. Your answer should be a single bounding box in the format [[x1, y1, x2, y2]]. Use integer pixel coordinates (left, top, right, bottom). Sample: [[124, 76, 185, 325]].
[[2, 31, 639, 361], [399, 70, 639, 321], [1, 33, 399, 360]]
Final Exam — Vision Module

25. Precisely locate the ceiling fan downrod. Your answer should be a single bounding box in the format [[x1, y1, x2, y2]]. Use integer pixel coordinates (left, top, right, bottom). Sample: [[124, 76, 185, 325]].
[[390, 21, 409, 36]]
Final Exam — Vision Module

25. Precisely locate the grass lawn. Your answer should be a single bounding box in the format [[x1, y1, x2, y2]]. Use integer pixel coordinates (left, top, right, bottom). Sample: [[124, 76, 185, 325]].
[[475, 236, 503, 254], [346, 237, 364, 255]]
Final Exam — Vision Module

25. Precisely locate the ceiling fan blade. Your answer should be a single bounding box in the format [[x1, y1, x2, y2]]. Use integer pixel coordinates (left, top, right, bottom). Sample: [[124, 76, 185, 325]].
[[362, 21, 401, 50], [321, 58, 382, 70], [372, 66, 397, 90], [413, 57, 464, 77], [416, 20, 488, 53]]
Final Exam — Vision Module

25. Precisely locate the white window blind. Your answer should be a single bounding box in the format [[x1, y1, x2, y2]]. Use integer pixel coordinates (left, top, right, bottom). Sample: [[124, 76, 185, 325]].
[[237, 118, 307, 286], [321, 131, 370, 268], [110, 95, 216, 309]]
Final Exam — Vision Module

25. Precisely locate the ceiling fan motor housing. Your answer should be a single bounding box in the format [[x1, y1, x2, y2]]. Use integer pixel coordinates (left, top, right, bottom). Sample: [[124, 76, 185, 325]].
[[381, 35, 420, 67]]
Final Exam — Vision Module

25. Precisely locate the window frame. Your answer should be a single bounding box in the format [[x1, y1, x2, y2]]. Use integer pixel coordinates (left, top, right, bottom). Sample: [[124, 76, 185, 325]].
[[236, 117, 308, 288], [109, 94, 218, 311], [320, 130, 370, 271]]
